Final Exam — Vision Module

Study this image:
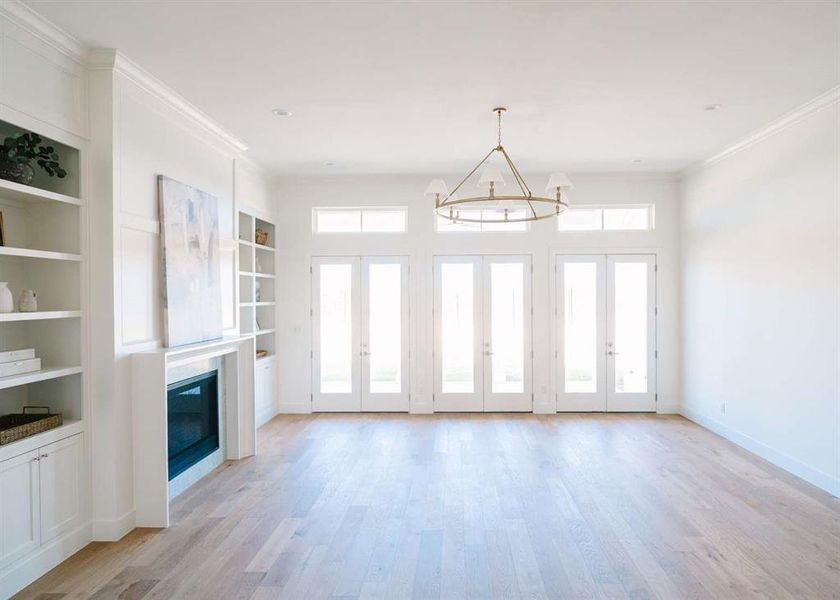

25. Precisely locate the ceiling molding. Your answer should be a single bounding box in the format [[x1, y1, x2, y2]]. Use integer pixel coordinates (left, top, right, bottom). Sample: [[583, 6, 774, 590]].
[[0, 0, 87, 61], [87, 49, 248, 155], [685, 86, 840, 175]]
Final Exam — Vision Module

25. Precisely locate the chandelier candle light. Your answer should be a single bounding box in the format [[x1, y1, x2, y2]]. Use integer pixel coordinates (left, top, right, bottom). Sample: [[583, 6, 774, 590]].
[[425, 107, 573, 225]]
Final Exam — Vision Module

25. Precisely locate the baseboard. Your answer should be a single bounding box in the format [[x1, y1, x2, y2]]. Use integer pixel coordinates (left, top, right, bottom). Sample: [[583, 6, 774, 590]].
[[0, 521, 91, 598], [681, 408, 839, 497], [533, 402, 555, 414], [92, 508, 136, 541], [409, 402, 433, 414], [277, 402, 311, 414], [656, 403, 681, 414]]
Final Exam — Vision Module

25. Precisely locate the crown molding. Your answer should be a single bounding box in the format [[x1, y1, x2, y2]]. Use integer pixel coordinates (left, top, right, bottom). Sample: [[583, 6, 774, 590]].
[[88, 49, 248, 155], [684, 86, 840, 175], [0, 0, 87, 61]]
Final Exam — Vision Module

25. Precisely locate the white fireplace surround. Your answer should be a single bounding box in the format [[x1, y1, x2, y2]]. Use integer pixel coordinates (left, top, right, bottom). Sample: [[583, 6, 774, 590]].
[[131, 336, 256, 527]]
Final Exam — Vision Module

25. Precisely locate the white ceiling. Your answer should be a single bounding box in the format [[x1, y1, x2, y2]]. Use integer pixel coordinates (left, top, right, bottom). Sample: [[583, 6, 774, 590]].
[[24, 0, 840, 176]]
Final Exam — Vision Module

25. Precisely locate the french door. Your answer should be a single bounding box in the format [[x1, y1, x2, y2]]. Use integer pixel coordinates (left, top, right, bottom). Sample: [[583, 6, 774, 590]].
[[311, 256, 409, 412], [434, 255, 533, 412], [555, 254, 656, 412]]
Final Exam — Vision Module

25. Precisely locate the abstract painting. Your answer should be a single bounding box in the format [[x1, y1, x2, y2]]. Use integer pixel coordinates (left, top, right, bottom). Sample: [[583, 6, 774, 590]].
[[158, 175, 223, 347]]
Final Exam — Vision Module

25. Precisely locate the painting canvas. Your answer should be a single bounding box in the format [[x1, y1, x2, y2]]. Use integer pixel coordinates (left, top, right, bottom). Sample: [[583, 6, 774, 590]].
[[158, 175, 223, 347]]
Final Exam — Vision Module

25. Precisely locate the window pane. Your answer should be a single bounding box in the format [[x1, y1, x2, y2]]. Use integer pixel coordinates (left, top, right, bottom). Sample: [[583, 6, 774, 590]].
[[490, 263, 524, 393], [603, 208, 649, 230], [316, 210, 360, 233], [613, 262, 648, 393], [319, 264, 353, 393], [368, 263, 401, 393], [362, 210, 406, 232], [558, 208, 603, 231], [441, 263, 474, 393], [564, 262, 598, 392]]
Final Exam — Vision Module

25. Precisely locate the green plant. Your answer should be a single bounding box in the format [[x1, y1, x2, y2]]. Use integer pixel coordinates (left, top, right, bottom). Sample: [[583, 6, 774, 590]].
[[1, 132, 67, 178]]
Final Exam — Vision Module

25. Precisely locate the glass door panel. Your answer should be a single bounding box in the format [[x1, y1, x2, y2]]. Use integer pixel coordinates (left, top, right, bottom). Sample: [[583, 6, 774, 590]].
[[556, 256, 606, 411], [434, 257, 482, 411], [312, 257, 360, 411], [484, 257, 532, 411], [362, 257, 409, 411], [607, 255, 656, 411]]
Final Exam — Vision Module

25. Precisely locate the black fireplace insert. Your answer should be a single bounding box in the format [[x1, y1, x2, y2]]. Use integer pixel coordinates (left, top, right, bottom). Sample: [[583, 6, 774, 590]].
[[167, 371, 219, 480]]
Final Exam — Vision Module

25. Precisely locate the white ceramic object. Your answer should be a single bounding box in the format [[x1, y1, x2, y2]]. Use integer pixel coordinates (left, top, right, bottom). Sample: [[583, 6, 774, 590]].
[[18, 289, 37, 312], [0, 282, 13, 313]]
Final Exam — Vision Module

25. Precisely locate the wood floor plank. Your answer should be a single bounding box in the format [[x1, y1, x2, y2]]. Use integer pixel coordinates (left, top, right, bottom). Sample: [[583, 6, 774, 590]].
[[14, 414, 840, 600]]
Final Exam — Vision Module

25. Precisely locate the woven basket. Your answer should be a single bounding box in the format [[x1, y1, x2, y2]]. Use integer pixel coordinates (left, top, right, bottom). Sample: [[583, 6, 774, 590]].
[[255, 228, 269, 246], [0, 407, 63, 445]]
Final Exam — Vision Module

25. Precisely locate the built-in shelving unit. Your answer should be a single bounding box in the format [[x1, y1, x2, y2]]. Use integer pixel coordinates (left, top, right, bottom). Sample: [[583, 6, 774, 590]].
[[0, 119, 85, 441], [237, 210, 276, 361]]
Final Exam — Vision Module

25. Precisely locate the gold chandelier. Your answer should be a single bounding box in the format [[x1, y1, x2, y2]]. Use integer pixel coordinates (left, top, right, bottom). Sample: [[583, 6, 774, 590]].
[[425, 107, 573, 225]]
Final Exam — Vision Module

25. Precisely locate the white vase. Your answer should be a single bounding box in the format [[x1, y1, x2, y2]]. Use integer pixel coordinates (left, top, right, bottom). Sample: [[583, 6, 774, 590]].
[[0, 282, 12, 313], [18, 289, 37, 312]]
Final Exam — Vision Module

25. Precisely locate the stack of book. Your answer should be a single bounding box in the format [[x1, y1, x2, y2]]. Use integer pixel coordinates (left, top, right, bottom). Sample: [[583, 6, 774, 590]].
[[0, 348, 41, 378]]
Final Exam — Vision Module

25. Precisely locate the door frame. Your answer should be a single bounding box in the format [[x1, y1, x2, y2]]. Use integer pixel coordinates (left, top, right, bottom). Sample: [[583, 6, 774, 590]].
[[433, 254, 534, 413], [310, 254, 412, 412], [551, 249, 658, 413]]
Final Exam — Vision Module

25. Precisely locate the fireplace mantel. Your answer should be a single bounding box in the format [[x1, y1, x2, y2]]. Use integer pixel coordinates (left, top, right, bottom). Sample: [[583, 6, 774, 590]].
[[131, 336, 256, 527]]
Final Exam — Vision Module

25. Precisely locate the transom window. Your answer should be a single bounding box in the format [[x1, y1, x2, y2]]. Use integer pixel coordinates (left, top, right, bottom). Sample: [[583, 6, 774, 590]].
[[313, 207, 407, 233], [558, 205, 654, 231]]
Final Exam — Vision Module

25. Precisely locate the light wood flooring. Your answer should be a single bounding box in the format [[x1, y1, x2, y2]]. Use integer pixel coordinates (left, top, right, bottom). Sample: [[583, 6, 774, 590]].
[[16, 414, 840, 599]]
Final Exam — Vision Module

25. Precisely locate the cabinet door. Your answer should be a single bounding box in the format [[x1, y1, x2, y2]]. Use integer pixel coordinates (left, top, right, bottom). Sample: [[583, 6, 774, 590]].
[[0, 450, 40, 569], [39, 434, 85, 544], [255, 361, 275, 427]]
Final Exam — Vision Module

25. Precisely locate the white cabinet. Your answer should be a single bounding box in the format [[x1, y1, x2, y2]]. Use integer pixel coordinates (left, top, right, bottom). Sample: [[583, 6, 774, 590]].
[[0, 450, 40, 570], [39, 435, 84, 544], [0, 433, 84, 571], [255, 358, 276, 428]]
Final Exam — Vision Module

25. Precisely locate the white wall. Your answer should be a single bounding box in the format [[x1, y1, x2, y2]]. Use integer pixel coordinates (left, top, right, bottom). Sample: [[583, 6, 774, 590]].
[[680, 99, 840, 496], [275, 173, 680, 414]]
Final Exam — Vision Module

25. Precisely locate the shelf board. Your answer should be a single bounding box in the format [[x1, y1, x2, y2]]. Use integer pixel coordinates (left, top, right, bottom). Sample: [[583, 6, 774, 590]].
[[239, 302, 253, 307], [0, 246, 82, 261], [238, 239, 254, 247], [0, 365, 82, 391], [254, 272, 276, 279], [255, 328, 276, 336], [0, 419, 83, 463], [0, 178, 81, 206], [0, 310, 82, 322], [254, 244, 275, 253], [255, 302, 275, 307], [256, 354, 275, 363]]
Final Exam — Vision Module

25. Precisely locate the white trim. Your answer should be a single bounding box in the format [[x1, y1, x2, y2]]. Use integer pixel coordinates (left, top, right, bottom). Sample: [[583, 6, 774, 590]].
[[685, 86, 840, 173], [91, 508, 135, 542], [87, 49, 248, 154], [681, 408, 839, 498], [0, 0, 87, 61]]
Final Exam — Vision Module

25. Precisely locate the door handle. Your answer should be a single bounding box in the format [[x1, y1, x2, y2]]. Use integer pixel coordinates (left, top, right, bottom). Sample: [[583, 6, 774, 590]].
[[484, 351, 494, 356], [361, 351, 371, 356], [606, 351, 620, 356]]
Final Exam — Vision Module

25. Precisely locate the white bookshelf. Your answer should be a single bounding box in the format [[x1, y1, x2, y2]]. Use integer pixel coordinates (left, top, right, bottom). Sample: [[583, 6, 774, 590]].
[[237, 210, 276, 360], [0, 121, 85, 438]]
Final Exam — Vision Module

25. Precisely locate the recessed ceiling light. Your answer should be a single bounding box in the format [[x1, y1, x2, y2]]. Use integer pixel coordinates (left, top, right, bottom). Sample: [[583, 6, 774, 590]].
[[324, 162, 334, 167], [271, 108, 292, 117], [632, 159, 642, 163], [704, 103, 723, 111]]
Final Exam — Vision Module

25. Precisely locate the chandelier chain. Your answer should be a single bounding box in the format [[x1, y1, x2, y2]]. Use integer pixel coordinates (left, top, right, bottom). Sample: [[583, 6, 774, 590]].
[[497, 109, 502, 147]]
